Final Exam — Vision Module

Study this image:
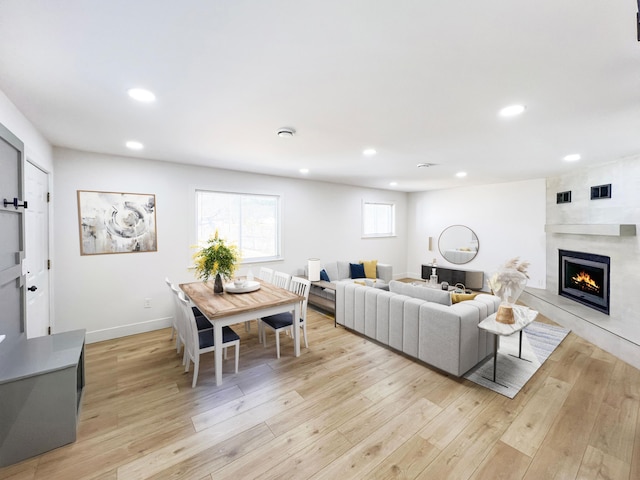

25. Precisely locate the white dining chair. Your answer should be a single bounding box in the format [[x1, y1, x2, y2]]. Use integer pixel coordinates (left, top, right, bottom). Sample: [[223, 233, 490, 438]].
[[261, 276, 310, 358], [256, 271, 292, 339], [177, 292, 240, 388], [167, 281, 214, 358], [244, 267, 277, 334], [272, 271, 291, 290], [165, 277, 180, 346], [258, 267, 274, 283]]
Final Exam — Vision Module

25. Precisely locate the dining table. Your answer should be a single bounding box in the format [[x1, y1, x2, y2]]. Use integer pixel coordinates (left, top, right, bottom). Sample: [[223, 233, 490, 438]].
[[179, 278, 303, 386]]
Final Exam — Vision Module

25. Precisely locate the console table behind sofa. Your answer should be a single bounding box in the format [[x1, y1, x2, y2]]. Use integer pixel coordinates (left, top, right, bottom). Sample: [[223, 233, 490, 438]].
[[421, 264, 484, 290]]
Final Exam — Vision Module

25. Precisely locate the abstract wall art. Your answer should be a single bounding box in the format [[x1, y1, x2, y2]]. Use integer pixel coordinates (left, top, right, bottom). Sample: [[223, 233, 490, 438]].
[[77, 190, 157, 255]]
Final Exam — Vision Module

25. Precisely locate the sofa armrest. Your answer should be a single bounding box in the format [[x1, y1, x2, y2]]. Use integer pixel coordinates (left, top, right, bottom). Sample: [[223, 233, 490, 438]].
[[376, 263, 393, 284]]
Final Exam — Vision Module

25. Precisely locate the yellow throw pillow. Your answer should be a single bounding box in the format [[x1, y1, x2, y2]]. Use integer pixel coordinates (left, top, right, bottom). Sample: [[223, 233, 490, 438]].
[[360, 259, 378, 279], [354, 280, 366, 286], [451, 292, 479, 304]]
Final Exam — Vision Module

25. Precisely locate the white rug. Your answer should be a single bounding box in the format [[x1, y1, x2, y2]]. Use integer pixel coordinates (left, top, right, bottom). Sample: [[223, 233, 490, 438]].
[[464, 321, 570, 399]]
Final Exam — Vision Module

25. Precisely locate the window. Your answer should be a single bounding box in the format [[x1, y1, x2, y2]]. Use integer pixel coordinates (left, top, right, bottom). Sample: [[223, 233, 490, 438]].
[[196, 190, 281, 262], [362, 201, 395, 238]]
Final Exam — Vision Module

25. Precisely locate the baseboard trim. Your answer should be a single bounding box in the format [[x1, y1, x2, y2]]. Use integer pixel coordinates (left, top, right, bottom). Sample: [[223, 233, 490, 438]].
[[85, 317, 172, 344]]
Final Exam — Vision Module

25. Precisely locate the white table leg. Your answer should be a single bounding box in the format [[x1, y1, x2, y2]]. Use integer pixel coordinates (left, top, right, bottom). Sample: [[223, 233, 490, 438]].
[[293, 302, 301, 357], [214, 322, 223, 386]]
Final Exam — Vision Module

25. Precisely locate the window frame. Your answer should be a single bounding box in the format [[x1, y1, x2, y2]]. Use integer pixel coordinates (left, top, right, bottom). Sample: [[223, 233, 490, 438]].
[[195, 189, 283, 264], [361, 200, 396, 238]]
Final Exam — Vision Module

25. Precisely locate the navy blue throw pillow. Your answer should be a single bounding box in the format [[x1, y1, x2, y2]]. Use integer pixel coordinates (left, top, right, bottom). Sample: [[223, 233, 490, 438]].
[[320, 269, 330, 282], [350, 262, 365, 279]]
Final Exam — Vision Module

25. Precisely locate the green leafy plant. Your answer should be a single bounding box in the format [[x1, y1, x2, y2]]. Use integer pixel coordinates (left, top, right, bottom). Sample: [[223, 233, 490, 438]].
[[192, 230, 240, 281]]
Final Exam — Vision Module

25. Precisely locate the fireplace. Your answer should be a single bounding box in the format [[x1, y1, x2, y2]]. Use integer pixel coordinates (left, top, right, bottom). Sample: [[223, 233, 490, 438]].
[[558, 249, 610, 315]]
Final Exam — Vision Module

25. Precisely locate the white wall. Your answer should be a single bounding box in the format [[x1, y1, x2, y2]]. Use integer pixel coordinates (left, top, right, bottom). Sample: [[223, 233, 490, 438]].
[[53, 148, 408, 342], [0, 90, 53, 172], [406, 179, 547, 290]]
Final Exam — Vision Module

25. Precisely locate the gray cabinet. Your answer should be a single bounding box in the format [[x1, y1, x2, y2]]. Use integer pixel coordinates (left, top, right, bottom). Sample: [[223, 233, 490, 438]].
[[0, 329, 85, 467]]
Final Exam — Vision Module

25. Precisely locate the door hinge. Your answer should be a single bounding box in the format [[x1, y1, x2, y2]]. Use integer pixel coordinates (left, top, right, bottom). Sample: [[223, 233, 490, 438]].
[[47, 192, 50, 202], [48, 326, 51, 335], [47, 259, 51, 270]]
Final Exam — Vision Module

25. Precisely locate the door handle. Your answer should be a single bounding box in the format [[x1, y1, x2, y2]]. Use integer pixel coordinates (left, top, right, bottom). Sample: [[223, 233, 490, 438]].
[[28, 285, 38, 292]]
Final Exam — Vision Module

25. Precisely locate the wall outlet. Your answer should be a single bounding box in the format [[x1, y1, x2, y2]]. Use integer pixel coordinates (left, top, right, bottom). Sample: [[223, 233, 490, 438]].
[[144, 298, 152, 308]]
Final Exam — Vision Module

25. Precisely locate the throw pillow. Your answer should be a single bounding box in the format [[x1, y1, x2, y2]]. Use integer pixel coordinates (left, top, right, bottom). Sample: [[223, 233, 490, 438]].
[[354, 280, 366, 286], [359, 259, 378, 279], [320, 269, 330, 282], [451, 292, 479, 304], [350, 262, 365, 279]]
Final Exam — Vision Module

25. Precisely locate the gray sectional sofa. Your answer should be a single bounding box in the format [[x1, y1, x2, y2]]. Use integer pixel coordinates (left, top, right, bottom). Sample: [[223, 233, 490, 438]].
[[335, 280, 501, 377]]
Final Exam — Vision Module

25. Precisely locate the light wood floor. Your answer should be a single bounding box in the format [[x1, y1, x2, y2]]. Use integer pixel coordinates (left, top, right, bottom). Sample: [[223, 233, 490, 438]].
[[2, 307, 640, 480]]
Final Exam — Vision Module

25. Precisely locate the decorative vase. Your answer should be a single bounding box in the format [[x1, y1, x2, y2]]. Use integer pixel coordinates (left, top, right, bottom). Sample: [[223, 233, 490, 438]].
[[213, 273, 224, 294], [488, 261, 529, 325], [495, 269, 527, 324]]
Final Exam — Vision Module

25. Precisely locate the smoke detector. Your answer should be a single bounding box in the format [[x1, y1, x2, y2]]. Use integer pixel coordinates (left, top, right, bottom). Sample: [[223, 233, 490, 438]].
[[277, 127, 296, 138]]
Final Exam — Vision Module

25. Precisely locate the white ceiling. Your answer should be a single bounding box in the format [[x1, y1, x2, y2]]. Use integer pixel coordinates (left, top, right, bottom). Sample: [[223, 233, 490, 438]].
[[1, 0, 639, 192]]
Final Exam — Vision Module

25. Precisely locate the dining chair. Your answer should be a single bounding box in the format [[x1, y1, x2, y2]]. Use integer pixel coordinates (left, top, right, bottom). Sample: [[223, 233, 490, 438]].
[[243, 267, 276, 334], [256, 270, 292, 339], [257, 267, 274, 283], [271, 271, 291, 289], [177, 292, 240, 388], [260, 276, 310, 358], [165, 277, 180, 345], [168, 281, 213, 356]]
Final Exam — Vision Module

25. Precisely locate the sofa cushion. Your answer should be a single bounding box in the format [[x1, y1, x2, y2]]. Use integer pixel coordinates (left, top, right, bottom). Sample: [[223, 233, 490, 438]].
[[389, 280, 452, 306], [337, 261, 351, 280], [350, 262, 366, 279], [320, 269, 330, 282], [360, 259, 378, 279], [324, 262, 339, 283]]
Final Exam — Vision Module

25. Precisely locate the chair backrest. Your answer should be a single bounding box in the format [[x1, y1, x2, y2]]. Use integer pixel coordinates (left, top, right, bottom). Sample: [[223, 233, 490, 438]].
[[288, 276, 311, 320], [177, 291, 199, 355], [258, 267, 274, 283], [272, 271, 291, 290], [170, 283, 191, 341]]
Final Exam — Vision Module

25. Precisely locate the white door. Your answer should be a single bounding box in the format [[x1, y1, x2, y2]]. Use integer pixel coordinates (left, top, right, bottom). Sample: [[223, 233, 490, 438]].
[[25, 161, 50, 338]]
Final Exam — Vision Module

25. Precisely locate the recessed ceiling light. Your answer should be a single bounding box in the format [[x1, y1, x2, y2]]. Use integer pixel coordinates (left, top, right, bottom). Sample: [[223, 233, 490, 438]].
[[126, 140, 144, 150], [277, 127, 296, 138], [456, 171, 467, 178], [499, 104, 526, 117], [299, 168, 309, 174], [363, 148, 377, 156], [127, 88, 156, 102], [389, 181, 398, 186], [563, 153, 581, 162]]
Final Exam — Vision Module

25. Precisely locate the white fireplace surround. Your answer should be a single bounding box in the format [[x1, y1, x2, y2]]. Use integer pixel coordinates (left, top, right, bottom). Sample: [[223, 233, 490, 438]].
[[522, 156, 640, 370]]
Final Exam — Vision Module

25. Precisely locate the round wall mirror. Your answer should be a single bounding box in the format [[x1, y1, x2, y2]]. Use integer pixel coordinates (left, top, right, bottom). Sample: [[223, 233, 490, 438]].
[[438, 225, 479, 264]]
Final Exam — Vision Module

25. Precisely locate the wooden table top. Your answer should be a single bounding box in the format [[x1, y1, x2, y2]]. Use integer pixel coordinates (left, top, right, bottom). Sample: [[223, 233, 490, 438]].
[[180, 279, 303, 320]]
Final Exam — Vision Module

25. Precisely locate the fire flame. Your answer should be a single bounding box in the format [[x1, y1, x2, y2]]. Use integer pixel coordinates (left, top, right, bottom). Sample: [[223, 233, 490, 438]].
[[571, 271, 600, 293]]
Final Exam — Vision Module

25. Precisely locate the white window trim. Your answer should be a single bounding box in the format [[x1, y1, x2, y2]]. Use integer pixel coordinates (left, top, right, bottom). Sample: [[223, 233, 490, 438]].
[[194, 189, 283, 264], [361, 199, 396, 238]]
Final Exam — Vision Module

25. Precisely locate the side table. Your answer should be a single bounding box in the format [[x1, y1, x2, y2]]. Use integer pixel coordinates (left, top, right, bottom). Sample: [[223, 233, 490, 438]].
[[477, 306, 538, 388], [305, 278, 338, 325]]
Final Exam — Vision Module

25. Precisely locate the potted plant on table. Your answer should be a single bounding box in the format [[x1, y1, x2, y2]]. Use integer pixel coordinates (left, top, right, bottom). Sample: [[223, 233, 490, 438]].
[[192, 230, 241, 294]]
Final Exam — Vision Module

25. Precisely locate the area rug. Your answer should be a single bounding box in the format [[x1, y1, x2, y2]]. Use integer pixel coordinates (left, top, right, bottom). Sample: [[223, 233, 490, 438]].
[[464, 321, 570, 398]]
